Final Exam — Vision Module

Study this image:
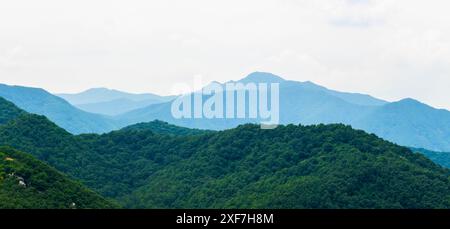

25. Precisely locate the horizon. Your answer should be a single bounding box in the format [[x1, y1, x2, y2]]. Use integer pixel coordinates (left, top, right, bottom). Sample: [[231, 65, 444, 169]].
[[1, 71, 447, 111], [1, 0, 450, 110]]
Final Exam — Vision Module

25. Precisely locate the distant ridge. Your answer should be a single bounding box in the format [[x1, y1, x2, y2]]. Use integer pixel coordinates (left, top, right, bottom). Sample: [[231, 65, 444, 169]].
[[57, 88, 175, 115], [1, 106, 450, 208], [118, 72, 450, 151], [58, 87, 173, 105], [1, 99, 450, 208], [0, 83, 117, 134], [1, 72, 449, 151]]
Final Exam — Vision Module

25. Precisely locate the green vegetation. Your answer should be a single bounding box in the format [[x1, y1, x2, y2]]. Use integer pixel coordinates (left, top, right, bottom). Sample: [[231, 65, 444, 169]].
[[0, 114, 198, 197], [0, 97, 25, 125], [1, 113, 450, 209], [122, 124, 450, 209], [1, 97, 450, 209], [0, 146, 117, 209], [0, 84, 117, 134], [121, 120, 213, 136]]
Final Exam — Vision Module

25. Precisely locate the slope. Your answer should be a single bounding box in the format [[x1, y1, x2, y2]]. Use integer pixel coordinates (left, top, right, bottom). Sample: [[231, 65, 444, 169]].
[[121, 120, 213, 136], [122, 124, 450, 209], [57, 87, 173, 105], [354, 99, 450, 151], [411, 147, 450, 168], [118, 72, 450, 151], [0, 110, 449, 208], [0, 84, 118, 134], [58, 88, 175, 115], [0, 97, 26, 125], [0, 146, 116, 209]]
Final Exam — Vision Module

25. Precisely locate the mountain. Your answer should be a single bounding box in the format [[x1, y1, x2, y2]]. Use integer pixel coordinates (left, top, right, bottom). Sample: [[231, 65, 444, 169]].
[[121, 120, 213, 136], [239, 72, 387, 106], [120, 124, 450, 209], [0, 84, 118, 134], [117, 73, 381, 129], [0, 112, 212, 199], [0, 146, 116, 209], [3, 72, 448, 151], [353, 99, 450, 151], [118, 72, 450, 151], [1, 103, 450, 208], [76, 98, 170, 116], [0, 97, 26, 125], [57, 87, 172, 105], [411, 148, 450, 168], [58, 88, 175, 115]]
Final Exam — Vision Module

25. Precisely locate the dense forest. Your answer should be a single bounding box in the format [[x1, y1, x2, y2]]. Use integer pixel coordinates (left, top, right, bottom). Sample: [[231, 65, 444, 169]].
[[0, 97, 25, 125], [120, 120, 213, 136], [1, 97, 450, 209], [0, 146, 116, 209], [122, 124, 450, 208]]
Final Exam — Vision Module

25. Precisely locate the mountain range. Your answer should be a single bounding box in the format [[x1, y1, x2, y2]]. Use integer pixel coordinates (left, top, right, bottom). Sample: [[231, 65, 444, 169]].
[[57, 88, 175, 116], [0, 84, 117, 134], [1, 98, 450, 208], [1, 72, 449, 152], [117, 72, 450, 152]]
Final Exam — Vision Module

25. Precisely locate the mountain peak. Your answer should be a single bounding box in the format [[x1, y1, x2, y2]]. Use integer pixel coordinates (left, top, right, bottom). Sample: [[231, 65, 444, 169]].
[[398, 98, 421, 104], [385, 98, 437, 112], [83, 87, 117, 94], [394, 98, 427, 107], [239, 72, 285, 83]]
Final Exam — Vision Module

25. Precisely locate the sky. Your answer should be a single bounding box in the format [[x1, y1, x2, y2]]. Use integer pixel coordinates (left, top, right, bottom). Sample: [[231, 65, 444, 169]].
[[0, 0, 450, 109]]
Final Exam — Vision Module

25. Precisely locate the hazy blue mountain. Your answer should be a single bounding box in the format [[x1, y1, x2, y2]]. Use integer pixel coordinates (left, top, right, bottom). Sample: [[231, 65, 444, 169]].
[[58, 87, 173, 104], [353, 99, 450, 151], [118, 72, 450, 151], [0, 84, 117, 134], [118, 72, 381, 128], [1, 99, 450, 208], [2, 72, 449, 151], [76, 98, 174, 116], [237, 72, 387, 106], [410, 147, 450, 168], [57, 88, 175, 115], [119, 72, 386, 125]]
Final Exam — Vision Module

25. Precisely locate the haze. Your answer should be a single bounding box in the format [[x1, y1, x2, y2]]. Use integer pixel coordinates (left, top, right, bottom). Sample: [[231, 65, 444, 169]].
[[0, 0, 449, 109]]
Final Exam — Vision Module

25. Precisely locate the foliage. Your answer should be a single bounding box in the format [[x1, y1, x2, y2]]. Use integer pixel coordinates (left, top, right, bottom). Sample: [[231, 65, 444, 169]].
[[0, 146, 117, 209], [0, 97, 25, 125], [122, 124, 450, 209], [0, 85, 117, 134], [1, 112, 450, 209], [121, 120, 213, 136]]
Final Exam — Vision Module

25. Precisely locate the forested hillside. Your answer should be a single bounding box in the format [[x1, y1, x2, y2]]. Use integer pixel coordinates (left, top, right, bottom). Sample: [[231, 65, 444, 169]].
[[0, 146, 116, 209], [1, 107, 450, 208], [0, 97, 25, 125], [0, 114, 201, 197], [121, 120, 213, 136], [118, 72, 450, 152], [0, 84, 117, 134], [122, 124, 450, 208]]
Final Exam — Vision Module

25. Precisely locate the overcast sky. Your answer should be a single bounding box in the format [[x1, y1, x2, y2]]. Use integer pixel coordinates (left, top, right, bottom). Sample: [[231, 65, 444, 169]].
[[1, 0, 449, 109]]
